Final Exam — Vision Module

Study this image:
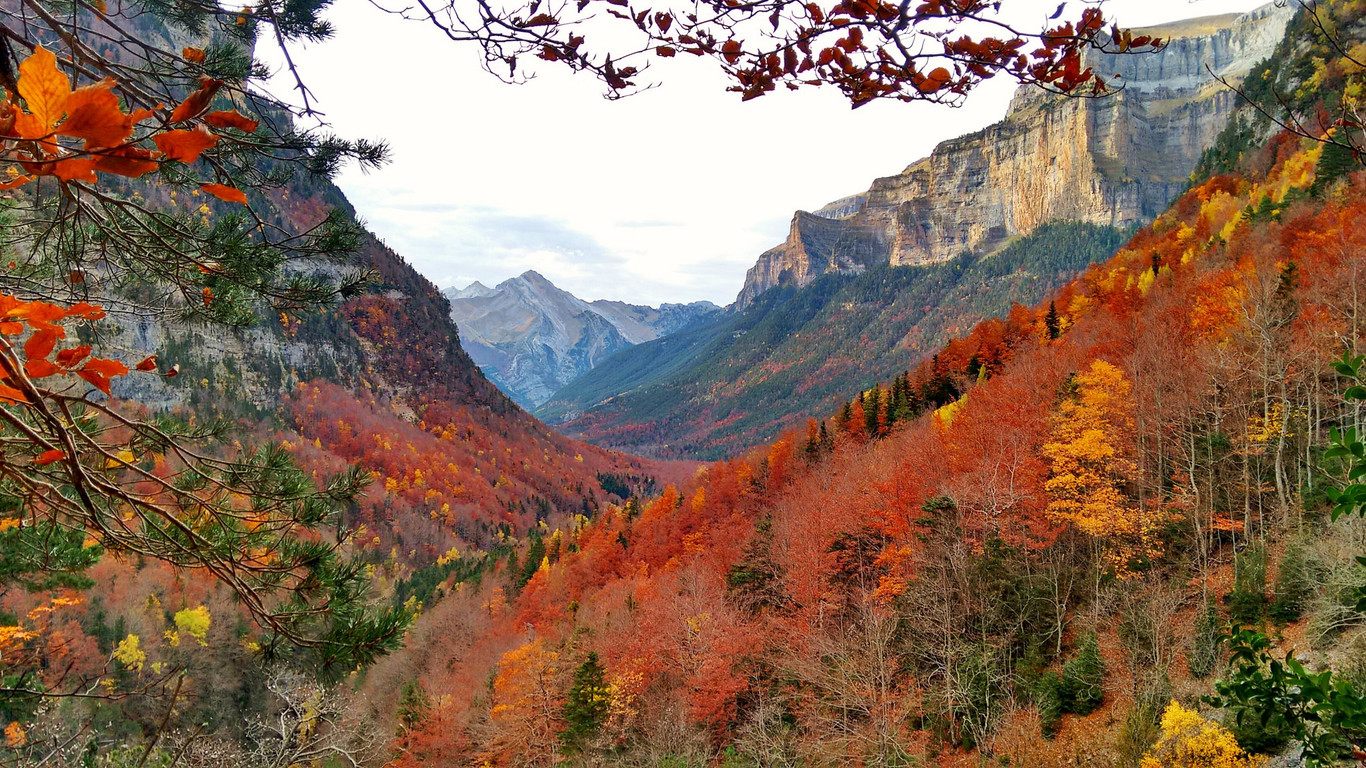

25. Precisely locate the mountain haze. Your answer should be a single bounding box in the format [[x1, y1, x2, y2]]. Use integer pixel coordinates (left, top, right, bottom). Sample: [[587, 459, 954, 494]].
[[446, 271, 720, 407]]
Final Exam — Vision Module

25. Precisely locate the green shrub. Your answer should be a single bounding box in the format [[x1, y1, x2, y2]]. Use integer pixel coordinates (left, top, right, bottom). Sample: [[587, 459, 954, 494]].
[[1062, 633, 1106, 716], [1227, 545, 1267, 625], [1035, 671, 1064, 740], [1114, 694, 1164, 768], [1035, 633, 1107, 738], [1188, 597, 1223, 679], [1269, 540, 1322, 624]]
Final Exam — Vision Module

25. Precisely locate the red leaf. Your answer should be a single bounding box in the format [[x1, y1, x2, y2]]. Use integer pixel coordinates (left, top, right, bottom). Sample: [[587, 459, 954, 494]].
[[0, 382, 26, 403], [34, 449, 65, 465], [24, 327, 59, 360], [24, 358, 62, 378], [66, 302, 106, 320], [82, 357, 129, 378], [77, 356, 128, 395], [134, 354, 157, 372], [76, 369, 112, 394], [55, 345, 92, 368]]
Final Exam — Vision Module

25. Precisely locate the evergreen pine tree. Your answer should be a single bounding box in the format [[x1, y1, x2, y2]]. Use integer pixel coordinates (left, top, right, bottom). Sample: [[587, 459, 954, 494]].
[[727, 516, 789, 612], [865, 385, 882, 436], [396, 678, 431, 733], [1312, 140, 1358, 194], [1045, 300, 1061, 340], [561, 652, 610, 753], [1061, 632, 1105, 715]]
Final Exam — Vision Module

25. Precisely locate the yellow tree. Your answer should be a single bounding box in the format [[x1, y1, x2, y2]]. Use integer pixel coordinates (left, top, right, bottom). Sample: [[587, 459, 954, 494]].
[[1042, 360, 1146, 576], [1140, 701, 1264, 768]]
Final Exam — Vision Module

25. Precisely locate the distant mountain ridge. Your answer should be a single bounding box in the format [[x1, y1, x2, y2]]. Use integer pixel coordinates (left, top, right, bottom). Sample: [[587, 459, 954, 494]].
[[445, 271, 721, 407]]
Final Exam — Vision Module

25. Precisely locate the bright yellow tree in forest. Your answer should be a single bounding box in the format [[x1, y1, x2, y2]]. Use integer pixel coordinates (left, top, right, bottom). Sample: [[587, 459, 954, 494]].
[[1140, 701, 1264, 768], [1042, 360, 1144, 573]]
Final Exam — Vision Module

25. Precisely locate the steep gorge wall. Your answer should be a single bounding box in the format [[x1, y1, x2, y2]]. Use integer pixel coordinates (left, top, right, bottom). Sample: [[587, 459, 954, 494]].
[[735, 2, 1292, 307]]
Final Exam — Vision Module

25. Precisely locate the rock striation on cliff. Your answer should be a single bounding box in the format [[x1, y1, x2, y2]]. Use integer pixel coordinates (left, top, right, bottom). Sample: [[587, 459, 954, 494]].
[[735, 1, 1294, 308]]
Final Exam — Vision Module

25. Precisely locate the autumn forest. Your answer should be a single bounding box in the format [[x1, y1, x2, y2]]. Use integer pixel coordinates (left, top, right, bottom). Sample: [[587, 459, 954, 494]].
[[0, 0, 1363, 766]]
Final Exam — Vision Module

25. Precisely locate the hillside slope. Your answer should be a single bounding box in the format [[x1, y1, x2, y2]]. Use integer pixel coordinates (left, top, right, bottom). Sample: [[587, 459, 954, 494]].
[[387, 5, 1366, 762], [540, 222, 1130, 458]]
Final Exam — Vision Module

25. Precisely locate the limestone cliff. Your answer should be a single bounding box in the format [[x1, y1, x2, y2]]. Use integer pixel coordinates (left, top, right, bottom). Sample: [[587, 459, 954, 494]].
[[735, 1, 1293, 308]]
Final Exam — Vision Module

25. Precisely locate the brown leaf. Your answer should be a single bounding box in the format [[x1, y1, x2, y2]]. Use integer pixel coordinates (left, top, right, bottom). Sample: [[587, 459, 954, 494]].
[[203, 110, 259, 133], [92, 147, 158, 178], [58, 78, 134, 149], [200, 183, 247, 204], [170, 77, 222, 123]]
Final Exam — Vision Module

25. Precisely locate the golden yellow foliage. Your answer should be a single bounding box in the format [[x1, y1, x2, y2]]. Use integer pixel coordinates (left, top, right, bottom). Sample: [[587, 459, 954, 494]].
[[1140, 701, 1264, 768], [113, 634, 145, 672], [173, 605, 211, 646], [1042, 360, 1155, 574]]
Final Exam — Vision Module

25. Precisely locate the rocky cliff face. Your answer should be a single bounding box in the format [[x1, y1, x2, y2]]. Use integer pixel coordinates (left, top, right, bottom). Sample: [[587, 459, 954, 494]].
[[735, 1, 1293, 308], [447, 272, 720, 407]]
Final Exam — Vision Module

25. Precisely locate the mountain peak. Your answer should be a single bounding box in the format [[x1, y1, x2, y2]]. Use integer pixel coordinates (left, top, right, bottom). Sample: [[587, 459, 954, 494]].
[[447, 281, 493, 300], [447, 275, 722, 407]]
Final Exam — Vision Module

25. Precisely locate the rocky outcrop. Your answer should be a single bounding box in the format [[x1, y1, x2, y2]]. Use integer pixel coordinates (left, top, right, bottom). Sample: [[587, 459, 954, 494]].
[[447, 272, 721, 407], [735, 1, 1293, 308]]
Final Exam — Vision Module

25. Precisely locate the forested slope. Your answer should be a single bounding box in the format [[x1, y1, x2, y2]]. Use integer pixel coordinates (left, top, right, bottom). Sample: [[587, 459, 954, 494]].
[[384, 3, 1366, 763], [541, 222, 1130, 458]]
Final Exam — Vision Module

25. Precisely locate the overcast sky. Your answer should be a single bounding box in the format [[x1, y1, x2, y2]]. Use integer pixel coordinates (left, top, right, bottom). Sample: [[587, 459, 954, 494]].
[[267, 0, 1272, 307]]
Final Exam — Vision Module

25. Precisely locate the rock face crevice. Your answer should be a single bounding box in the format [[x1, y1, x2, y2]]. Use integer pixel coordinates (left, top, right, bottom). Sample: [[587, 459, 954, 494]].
[[735, 1, 1293, 308]]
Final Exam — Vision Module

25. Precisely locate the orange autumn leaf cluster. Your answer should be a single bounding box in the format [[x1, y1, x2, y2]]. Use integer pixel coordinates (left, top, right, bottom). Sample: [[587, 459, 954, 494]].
[[0, 293, 157, 409], [0, 46, 256, 201]]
